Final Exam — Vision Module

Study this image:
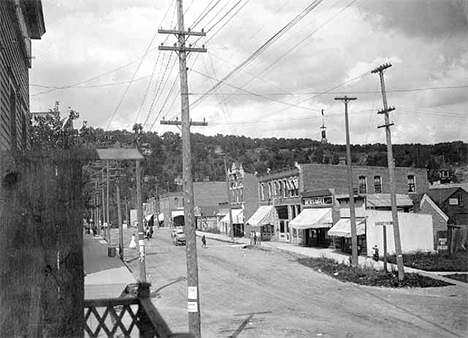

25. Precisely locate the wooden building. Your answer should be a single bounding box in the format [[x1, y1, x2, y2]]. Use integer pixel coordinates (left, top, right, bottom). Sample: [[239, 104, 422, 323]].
[[1, 0, 45, 153]]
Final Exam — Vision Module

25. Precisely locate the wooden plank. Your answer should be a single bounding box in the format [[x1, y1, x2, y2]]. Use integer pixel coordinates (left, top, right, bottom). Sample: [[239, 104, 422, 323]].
[[0, 151, 84, 337]]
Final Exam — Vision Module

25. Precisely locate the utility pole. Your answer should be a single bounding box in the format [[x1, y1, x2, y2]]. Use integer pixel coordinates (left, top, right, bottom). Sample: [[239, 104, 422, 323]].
[[371, 63, 405, 280], [101, 174, 106, 240], [334, 96, 358, 267], [223, 156, 234, 240], [116, 179, 124, 261], [159, 1, 207, 336], [133, 124, 147, 283], [106, 160, 111, 244]]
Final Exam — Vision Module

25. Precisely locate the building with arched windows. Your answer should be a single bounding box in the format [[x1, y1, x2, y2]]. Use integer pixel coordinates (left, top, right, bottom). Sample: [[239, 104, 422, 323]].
[[255, 163, 429, 244]]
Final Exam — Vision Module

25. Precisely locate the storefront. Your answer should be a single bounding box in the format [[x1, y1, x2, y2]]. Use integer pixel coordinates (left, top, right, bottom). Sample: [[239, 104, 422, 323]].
[[220, 209, 244, 237], [246, 205, 279, 241], [171, 209, 185, 227], [328, 218, 367, 255], [290, 207, 333, 247]]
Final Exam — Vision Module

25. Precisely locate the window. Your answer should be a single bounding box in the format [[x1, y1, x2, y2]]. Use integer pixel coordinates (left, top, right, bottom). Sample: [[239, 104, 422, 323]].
[[408, 175, 416, 192], [458, 194, 464, 206], [260, 183, 265, 200], [358, 176, 367, 194], [374, 176, 382, 193]]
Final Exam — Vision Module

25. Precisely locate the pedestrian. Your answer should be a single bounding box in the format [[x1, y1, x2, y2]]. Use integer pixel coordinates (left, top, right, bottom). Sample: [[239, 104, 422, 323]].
[[250, 230, 255, 245], [201, 235, 207, 248], [253, 231, 257, 245], [256, 230, 261, 245], [145, 226, 151, 240], [129, 234, 137, 249]]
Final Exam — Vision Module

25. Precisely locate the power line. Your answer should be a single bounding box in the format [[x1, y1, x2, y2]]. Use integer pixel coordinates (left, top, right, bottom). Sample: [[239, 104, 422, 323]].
[[191, 0, 324, 109]]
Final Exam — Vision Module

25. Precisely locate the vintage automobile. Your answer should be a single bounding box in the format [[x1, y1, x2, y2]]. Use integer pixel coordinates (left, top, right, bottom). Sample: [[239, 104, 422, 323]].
[[171, 228, 186, 246]]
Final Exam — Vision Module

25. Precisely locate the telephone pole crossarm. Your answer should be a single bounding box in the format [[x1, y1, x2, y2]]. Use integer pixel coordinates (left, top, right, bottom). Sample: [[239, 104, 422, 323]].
[[158, 45, 207, 53], [377, 107, 395, 114], [158, 28, 206, 37], [160, 119, 208, 126], [371, 63, 392, 74]]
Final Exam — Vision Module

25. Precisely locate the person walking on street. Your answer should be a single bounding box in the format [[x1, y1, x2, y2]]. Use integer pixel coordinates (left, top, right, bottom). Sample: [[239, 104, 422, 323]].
[[201, 235, 207, 248], [129, 234, 137, 249], [253, 231, 257, 245], [256, 230, 261, 245]]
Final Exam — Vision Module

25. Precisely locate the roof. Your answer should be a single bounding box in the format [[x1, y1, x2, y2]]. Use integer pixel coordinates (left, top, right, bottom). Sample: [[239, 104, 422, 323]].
[[420, 194, 449, 222], [427, 187, 461, 205], [290, 208, 333, 229], [246, 206, 279, 227], [328, 218, 366, 238], [221, 209, 244, 224], [366, 194, 413, 208]]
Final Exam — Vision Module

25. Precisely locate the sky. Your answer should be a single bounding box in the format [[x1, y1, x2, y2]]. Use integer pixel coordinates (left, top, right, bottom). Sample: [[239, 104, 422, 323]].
[[29, 0, 468, 145]]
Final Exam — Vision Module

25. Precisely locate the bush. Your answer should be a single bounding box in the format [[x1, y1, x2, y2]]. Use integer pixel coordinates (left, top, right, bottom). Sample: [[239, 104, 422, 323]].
[[297, 257, 452, 288], [387, 250, 467, 272]]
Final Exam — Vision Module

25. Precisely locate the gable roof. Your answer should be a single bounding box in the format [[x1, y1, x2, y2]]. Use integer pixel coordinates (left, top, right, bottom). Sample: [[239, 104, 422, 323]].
[[427, 187, 462, 205], [420, 194, 449, 221]]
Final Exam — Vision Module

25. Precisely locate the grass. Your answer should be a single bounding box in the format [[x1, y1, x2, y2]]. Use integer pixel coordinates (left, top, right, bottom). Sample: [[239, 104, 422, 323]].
[[386, 250, 468, 272], [297, 257, 453, 288], [444, 274, 468, 283]]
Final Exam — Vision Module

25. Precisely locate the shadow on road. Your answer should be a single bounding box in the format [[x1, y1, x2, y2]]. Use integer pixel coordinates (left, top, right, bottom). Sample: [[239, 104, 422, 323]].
[[219, 311, 272, 338], [150, 276, 187, 298]]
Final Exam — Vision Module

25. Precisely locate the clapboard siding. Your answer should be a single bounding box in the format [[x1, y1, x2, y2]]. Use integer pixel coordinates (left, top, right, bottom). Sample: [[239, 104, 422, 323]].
[[0, 0, 33, 152]]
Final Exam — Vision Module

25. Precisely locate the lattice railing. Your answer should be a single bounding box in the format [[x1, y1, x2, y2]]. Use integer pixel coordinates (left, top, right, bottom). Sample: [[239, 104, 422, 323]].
[[84, 283, 192, 338]]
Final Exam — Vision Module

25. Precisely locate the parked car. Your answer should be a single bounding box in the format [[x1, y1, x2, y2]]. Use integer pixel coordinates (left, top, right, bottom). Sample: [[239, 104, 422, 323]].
[[172, 228, 186, 246]]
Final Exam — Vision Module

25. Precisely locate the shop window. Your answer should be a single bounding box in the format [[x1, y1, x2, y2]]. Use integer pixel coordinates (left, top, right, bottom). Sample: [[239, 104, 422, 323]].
[[374, 176, 382, 193], [358, 176, 367, 194], [408, 175, 415, 193]]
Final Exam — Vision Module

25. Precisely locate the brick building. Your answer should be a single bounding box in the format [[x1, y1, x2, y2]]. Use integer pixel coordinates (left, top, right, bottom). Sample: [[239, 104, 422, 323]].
[[225, 163, 259, 237], [257, 163, 429, 243], [419, 194, 449, 249], [1, 0, 45, 153]]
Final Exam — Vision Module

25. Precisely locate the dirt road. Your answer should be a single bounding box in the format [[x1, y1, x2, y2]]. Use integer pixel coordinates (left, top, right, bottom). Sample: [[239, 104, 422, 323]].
[[122, 227, 467, 338]]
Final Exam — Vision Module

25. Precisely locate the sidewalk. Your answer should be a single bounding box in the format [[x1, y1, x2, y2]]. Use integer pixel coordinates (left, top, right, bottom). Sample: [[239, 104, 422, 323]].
[[84, 233, 136, 300], [196, 231, 468, 287]]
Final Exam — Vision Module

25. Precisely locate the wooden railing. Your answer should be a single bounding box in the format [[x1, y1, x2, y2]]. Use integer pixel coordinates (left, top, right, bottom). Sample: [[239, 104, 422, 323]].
[[84, 283, 192, 338]]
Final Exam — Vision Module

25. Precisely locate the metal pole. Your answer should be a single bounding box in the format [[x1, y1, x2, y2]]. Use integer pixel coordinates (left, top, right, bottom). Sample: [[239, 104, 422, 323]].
[[372, 63, 405, 280], [224, 156, 234, 240], [335, 96, 358, 267], [136, 159, 146, 282]]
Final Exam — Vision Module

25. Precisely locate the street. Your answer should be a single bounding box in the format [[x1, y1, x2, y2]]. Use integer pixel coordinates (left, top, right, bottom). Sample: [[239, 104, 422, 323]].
[[118, 227, 467, 338]]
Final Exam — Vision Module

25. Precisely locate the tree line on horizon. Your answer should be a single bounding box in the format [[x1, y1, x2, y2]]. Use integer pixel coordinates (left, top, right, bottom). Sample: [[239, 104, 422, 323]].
[[29, 116, 467, 206]]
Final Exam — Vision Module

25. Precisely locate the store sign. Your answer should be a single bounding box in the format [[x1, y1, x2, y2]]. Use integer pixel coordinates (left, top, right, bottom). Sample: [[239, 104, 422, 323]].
[[303, 196, 332, 206], [437, 238, 448, 251]]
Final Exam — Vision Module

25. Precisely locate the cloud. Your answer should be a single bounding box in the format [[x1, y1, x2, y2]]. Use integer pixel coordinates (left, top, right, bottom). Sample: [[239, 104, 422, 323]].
[[29, 0, 468, 145]]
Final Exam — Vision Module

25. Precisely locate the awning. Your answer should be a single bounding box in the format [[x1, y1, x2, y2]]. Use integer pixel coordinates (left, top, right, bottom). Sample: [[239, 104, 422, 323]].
[[246, 206, 278, 227], [290, 208, 332, 230], [158, 213, 164, 222], [221, 209, 244, 224], [145, 214, 154, 222], [328, 218, 366, 238], [172, 210, 184, 218]]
